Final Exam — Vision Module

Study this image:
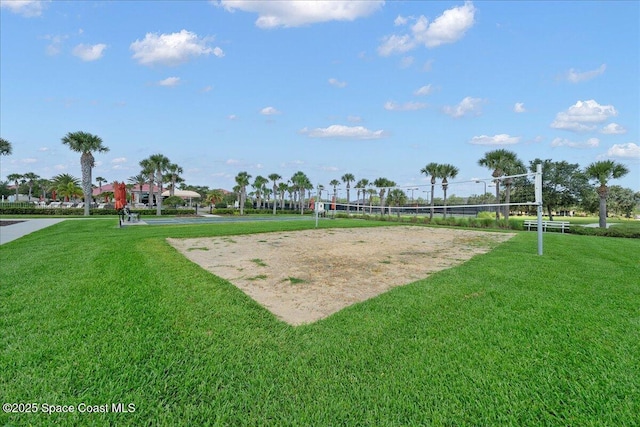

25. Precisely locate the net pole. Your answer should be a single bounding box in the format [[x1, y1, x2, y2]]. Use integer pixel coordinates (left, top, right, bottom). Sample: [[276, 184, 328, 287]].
[[535, 163, 543, 255]]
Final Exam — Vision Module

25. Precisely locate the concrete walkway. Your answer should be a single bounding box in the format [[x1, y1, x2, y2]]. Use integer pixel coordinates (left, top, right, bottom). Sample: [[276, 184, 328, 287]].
[[0, 219, 65, 246]]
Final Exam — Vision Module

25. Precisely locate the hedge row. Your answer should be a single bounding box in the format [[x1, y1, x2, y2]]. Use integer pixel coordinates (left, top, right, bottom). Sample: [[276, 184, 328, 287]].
[[0, 207, 195, 216]]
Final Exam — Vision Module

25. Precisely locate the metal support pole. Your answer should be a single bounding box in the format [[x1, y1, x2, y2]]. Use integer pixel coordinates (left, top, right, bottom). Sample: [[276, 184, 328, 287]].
[[535, 163, 543, 255]]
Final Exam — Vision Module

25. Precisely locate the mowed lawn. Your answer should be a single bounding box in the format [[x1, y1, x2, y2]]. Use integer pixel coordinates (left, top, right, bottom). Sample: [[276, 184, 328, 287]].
[[1, 219, 638, 426]]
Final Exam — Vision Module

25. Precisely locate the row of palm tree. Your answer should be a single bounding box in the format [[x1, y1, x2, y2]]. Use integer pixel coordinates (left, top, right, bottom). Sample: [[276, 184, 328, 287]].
[[1, 133, 632, 227]]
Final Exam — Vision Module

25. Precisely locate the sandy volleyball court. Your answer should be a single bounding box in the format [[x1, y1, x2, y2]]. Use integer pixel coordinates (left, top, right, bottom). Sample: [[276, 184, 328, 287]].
[[168, 226, 514, 325]]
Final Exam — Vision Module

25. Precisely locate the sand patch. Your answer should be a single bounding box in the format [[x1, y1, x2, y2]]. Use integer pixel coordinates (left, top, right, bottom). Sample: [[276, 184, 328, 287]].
[[168, 226, 514, 325]]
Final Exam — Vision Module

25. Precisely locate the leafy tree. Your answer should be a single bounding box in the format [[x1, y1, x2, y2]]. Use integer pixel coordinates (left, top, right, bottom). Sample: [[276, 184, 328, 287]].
[[585, 160, 629, 228], [206, 189, 226, 207], [420, 162, 440, 220], [235, 171, 251, 215], [61, 131, 109, 215], [341, 173, 355, 212], [51, 174, 81, 202], [607, 185, 636, 218], [139, 159, 156, 208], [277, 181, 289, 211], [329, 179, 340, 209], [529, 159, 589, 220], [163, 195, 184, 208], [128, 174, 147, 205], [0, 138, 12, 156], [291, 171, 312, 214], [387, 188, 408, 217], [438, 163, 459, 218]]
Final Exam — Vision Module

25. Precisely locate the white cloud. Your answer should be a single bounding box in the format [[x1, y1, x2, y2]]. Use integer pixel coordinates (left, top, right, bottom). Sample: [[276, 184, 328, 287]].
[[566, 64, 606, 83], [601, 123, 627, 135], [226, 159, 241, 165], [299, 124, 386, 139], [1, 0, 45, 17], [201, 85, 213, 93], [158, 77, 181, 87], [414, 84, 433, 96], [218, 0, 384, 28], [514, 102, 526, 113], [384, 101, 427, 111], [443, 96, 482, 118], [227, 114, 238, 120], [605, 143, 640, 160], [394, 15, 408, 26], [111, 157, 127, 164], [551, 137, 600, 148], [470, 134, 520, 145], [43, 34, 67, 56], [379, 2, 476, 56], [72, 43, 107, 61], [260, 106, 281, 115], [550, 100, 617, 132], [130, 30, 223, 66], [400, 56, 414, 68], [328, 78, 347, 88]]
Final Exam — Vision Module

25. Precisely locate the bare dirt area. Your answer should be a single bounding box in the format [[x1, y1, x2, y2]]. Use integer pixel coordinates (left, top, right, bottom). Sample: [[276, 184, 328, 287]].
[[168, 226, 515, 325]]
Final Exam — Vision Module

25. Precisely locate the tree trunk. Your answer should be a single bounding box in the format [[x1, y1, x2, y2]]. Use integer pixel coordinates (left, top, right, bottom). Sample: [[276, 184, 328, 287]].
[[504, 180, 512, 222], [429, 183, 435, 220], [81, 152, 92, 216], [597, 185, 608, 228], [547, 206, 554, 221], [494, 181, 501, 221], [156, 171, 162, 216]]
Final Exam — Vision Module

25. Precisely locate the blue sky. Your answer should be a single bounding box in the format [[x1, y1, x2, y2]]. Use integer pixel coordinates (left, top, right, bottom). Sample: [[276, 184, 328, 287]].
[[1, 0, 638, 196]]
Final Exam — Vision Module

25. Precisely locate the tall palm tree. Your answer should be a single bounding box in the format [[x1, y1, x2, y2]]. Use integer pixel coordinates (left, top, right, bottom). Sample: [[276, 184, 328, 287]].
[[252, 175, 268, 209], [36, 178, 52, 201], [478, 149, 521, 221], [7, 173, 23, 201], [235, 171, 251, 215], [355, 178, 369, 213], [291, 171, 312, 215], [0, 137, 12, 156], [373, 177, 396, 216], [268, 173, 282, 214], [277, 181, 289, 211], [420, 162, 440, 220], [329, 179, 340, 209], [139, 159, 155, 208], [61, 131, 109, 215], [95, 176, 106, 193], [165, 163, 183, 196], [585, 160, 629, 228], [438, 164, 459, 219], [141, 153, 170, 215], [22, 172, 40, 202], [341, 173, 355, 213]]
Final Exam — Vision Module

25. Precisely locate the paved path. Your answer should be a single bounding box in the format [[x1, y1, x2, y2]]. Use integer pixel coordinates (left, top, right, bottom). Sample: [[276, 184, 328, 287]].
[[0, 219, 65, 245]]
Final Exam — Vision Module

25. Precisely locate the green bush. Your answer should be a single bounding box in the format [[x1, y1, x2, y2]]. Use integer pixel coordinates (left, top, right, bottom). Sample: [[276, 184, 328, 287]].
[[570, 225, 640, 239]]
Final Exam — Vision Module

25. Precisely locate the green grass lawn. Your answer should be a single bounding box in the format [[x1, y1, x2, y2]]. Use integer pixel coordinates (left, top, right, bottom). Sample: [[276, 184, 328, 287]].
[[1, 219, 638, 426]]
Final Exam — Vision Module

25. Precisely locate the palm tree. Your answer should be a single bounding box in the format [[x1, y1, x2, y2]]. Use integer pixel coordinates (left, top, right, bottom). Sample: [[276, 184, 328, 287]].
[[478, 149, 522, 221], [0, 137, 12, 156], [36, 178, 52, 201], [268, 173, 282, 214], [291, 171, 312, 214], [206, 189, 225, 208], [252, 175, 268, 209], [22, 172, 40, 201], [341, 173, 355, 213], [367, 187, 377, 213], [61, 131, 109, 215], [140, 154, 170, 215], [95, 176, 106, 193], [56, 179, 83, 202], [438, 164, 459, 219], [235, 171, 251, 215], [277, 181, 289, 211], [7, 173, 23, 201], [355, 178, 369, 213], [329, 179, 340, 209], [585, 160, 630, 228], [420, 162, 440, 220], [128, 173, 147, 205], [373, 177, 396, 216], [387, 188, 408, 217], [166, 163, 184, 196]]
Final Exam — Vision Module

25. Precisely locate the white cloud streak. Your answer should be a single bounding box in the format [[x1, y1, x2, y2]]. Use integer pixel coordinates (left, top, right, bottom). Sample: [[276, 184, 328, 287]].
[[443, 96, 482, 118], [605, 143, 640, 160], [384, 101, 427, 111], [72, 43, 107, 61], [158, 77, 181, 87], [551, 137, 600, 148], [470, 134, 520, 145], [328, 78, 347, 88], [0, 0, 45, 17], [260, 106, 281, 115], [601, 123, 627, 135], [299, 124, 386, 139], [130, 30, 223, 66], [513, 102, 526, 113], [218, 0, 383, 28], [414, 84, 433, 96], [566, 64, 606, 83]]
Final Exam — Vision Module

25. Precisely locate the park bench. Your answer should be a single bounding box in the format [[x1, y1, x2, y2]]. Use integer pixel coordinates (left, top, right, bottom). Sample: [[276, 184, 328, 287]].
[[523, 220, 570, 233]]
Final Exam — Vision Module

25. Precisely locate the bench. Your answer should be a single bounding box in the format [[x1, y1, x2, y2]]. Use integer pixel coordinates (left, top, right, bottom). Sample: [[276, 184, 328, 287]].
[[523, 220, 569, 233]]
